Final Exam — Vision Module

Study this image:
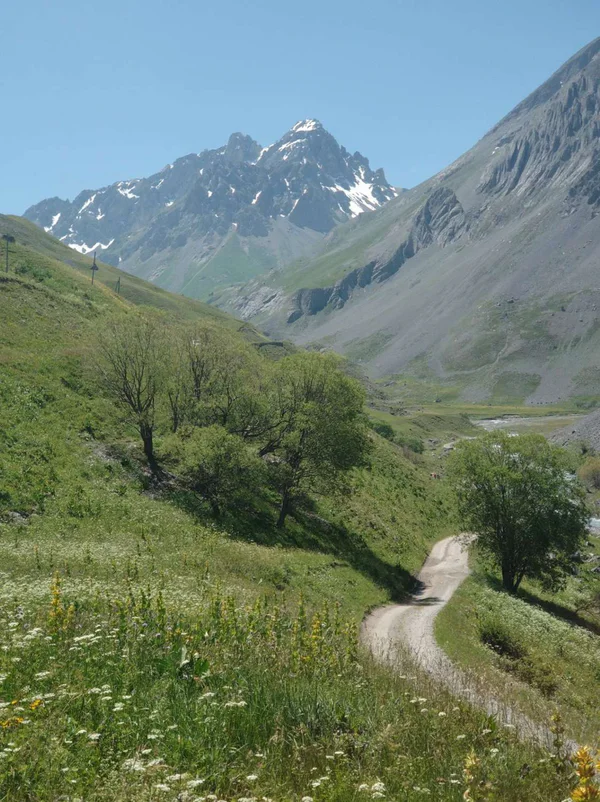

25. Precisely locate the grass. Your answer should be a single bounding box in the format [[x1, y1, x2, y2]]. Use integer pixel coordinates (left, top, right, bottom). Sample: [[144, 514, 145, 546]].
[[0, 580, 574, 802], [436, 547, 600, 746]]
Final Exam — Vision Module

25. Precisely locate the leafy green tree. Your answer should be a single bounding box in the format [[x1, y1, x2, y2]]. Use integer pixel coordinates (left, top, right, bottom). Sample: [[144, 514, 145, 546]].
[[96, 312, 166, 466], [169, 425, 263, 517], [263, 352, 370, 528], [449, 432, 589, 592]]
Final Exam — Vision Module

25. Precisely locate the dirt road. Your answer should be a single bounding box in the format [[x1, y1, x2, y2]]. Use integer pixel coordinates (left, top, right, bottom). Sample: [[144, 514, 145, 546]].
[[361, 536, 575, 749]]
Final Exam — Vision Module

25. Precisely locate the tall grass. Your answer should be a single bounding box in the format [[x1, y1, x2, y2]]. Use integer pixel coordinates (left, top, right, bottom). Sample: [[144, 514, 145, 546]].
[[0, 579, 575, 801]]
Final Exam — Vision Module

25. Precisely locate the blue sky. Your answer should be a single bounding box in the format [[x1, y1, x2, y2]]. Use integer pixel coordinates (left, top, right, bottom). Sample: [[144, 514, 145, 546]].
[[2, 0, 599, 213]]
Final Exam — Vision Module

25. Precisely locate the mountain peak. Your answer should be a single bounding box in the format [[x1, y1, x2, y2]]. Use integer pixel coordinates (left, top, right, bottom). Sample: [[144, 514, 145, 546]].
[[223, 132, 261, 164], [290, 119, 323, 134]]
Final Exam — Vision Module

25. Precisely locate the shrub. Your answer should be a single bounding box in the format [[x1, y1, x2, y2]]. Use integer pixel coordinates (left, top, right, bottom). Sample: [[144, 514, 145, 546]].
[[579, 456, 600, 489]]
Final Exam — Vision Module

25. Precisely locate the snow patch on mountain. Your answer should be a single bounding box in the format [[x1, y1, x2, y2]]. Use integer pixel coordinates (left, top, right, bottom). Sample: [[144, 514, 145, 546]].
[[68, 239, 115, 255], [44, 212, 61, 232]]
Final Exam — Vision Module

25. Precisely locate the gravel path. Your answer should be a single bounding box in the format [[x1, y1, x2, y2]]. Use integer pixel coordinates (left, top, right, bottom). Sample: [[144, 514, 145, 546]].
[[361, 536, 577, 750]]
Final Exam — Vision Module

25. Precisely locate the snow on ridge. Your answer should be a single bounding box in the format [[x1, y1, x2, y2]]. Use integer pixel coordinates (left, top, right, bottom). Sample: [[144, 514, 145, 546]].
[[117, 181, 140, 200], [68, 239, 115, 255], [292, 119, 321, 133], [251, 190, 262, 205], [78, 193, 97, 215], [44, 212, 61, 232], [165, 201, 174, 207], [279, 138, 306, 152], [254, 145, 273, 163], [326, 173, 386, 218], [152, 178, 165, 190]]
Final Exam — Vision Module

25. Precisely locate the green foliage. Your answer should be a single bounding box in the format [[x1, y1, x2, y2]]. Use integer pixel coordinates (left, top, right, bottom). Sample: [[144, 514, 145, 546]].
[[368, 419, 424, 453], [449, 432, 589, 592], [96, 312, 168, 464], [264, 352, 371, 527], [166, 425, 264, 516], [369, 419, 396, 441]]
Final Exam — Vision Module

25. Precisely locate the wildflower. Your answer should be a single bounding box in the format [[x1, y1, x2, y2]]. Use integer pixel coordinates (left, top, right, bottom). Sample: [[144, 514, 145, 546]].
[[187, 780, 205, 789], [113, 703, 124, 712], [34, 671, 51, 680], [334, 750, 345, 756], [571, 747, 599, 802], [456, 734, 466, 740], [358, 785, 370, 792], [88, 733, 101, 742], [438, 711, 447, 717], [246, 774, 258, 781], [371, 783, 386, 793], [29, 699, 43, 711], [122, 758, 145, 773], [154, 784, 171, 792], [372, 794, 385, 800], [301, 797, 314, 802]]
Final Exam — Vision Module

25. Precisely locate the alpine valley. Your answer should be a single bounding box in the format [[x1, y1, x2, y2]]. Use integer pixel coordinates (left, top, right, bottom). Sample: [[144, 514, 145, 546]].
[[25, 37, 600, 404]]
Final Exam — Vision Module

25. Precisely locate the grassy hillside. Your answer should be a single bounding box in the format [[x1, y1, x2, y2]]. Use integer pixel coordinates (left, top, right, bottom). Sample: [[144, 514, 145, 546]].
[[436, 545, 600, 745], [0, 228, 581, 800], [0, 215, 265, 332]]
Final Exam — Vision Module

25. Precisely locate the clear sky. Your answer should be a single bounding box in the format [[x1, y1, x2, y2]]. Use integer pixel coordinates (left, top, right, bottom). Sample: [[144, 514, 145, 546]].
[[2, 0, 599, 213]]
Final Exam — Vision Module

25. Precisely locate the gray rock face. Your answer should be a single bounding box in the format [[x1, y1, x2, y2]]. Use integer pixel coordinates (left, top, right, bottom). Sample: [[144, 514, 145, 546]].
[[24, 120, 397, 298], [285, 187, 467, 322]]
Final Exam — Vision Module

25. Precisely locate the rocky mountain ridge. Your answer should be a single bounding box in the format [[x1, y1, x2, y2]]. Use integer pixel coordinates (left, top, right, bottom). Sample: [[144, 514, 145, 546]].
[[24, 120, 397, 299]]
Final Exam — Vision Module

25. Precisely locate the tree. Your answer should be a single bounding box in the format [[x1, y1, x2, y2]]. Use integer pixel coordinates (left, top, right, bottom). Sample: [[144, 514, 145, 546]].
[[96, 313, 166, 467], [449, 432, 589, 592], [263, 352, 370, 528], [169, 425, 263, 517], [165, 322, 272, 441], [2, 234, 15, 273]]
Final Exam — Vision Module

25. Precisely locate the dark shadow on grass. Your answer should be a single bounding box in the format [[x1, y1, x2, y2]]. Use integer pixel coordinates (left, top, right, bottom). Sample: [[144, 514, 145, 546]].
[[481, 571, 600, 637], [166, 487, 421, 602]]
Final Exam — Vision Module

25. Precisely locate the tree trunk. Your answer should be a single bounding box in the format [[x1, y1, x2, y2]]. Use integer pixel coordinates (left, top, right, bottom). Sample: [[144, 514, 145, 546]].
[[277, 491, 291, 529], [140, 423, 155, 468], [501, 563, 517, 593]]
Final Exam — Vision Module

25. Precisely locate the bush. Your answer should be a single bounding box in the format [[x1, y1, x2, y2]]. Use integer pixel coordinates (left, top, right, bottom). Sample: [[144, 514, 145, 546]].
[[396, 433, 425, 454], [579, 456, 600, 489], [369, 420, 396, 441]]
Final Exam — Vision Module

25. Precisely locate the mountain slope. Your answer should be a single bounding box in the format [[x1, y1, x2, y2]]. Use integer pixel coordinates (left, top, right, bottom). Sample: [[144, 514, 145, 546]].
[[228, 38, 600, 406], [0, 214, 274, 335], [24, 120, 397, 300]]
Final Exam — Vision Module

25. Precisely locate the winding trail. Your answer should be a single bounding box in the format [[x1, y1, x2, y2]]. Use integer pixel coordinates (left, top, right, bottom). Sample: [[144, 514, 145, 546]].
[[361, 536, 577, 750]]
